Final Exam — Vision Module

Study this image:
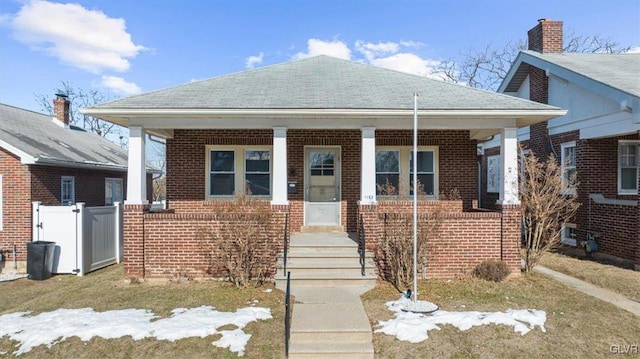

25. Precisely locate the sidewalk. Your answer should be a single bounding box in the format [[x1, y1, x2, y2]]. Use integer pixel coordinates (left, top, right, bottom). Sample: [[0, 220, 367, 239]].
[[534, 265, 640, 317]]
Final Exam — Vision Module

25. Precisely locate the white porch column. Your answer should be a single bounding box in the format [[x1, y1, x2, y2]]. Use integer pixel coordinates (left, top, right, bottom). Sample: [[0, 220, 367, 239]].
[[361, 127, 377, 204], [498, 127, 520, 205], [271, 127, 288, 205], [126, 126, 148, 204]]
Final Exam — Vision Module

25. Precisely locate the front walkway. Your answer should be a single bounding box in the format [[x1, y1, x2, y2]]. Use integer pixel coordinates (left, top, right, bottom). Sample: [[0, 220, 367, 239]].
[[534, 266, 640, 317]]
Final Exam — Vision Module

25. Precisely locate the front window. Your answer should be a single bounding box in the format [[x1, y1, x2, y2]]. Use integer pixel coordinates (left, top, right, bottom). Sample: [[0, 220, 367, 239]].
[[105, 178, 124, 205], [207, 147, 272, 198], [561, 142, 576, 194], [245, 150, 270, 196], [61, 176, 75, 205], [619, 141, 639, 194], [487, 155, 501, 193], [376, 150, 399, 195], [410, 151, 435, 196]]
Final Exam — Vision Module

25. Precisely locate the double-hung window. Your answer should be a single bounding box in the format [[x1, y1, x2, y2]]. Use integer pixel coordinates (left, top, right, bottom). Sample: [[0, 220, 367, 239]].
[[561, 142, 576, 194], [410, 150, 435, 196], [207, 147, 271, 198], [487, 155, 501, 193], [105, 178, 124, 205], [619, 141, 639, 195], [61, 176, 75, 205], [374, 147, 438, 198], [375, 150, 400, 195]]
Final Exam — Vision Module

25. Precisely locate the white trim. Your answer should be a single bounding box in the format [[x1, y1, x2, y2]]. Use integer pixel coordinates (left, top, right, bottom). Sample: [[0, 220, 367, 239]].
[[498, 127, 520, 205], [61, 176, 75, 205], [560, 141, 577, 196], [0, 139, 36, 164], [125, 126, 148, 205], [271, 127, 288, 205], [304, 146, 342, 226], [618, 140, 639, 195], [561, 223, 577, 247], [361, 127, 377, 204]]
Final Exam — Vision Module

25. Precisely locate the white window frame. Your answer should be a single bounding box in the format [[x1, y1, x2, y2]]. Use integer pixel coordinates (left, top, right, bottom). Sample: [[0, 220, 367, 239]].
[[618, 140, 639, 195], [487, 155, 500, 193], [205, 146, 272, 199], [244, 149, 271, 196], [61, 176, 75, 205], [105, 177, 124, 205], [375, 146, 439, 198], [560, 142, 576, 195], [561, 223, 577, 247]]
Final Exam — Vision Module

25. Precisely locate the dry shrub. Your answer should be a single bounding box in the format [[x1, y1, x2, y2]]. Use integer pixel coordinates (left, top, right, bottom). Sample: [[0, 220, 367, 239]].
[[378, 211, 442, 291], [473, 260, 511, 282], [519, 147, 580, 273], [198, 196, 276, 287]]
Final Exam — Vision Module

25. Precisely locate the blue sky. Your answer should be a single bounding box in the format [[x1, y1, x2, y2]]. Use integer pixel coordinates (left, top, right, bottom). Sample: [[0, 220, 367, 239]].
[[1, 0, 639, 113]]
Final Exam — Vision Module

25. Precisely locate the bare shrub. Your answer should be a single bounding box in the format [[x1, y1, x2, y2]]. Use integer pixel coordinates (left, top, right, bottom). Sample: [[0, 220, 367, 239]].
[[520, 147, 580, 273], [198, 196, 276, 287], [379, 211, 442, 291], [473, 260, 511, 282]]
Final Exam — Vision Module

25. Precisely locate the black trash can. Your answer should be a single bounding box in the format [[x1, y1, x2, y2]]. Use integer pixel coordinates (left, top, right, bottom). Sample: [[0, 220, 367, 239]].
[[27, 241, 56, 280]]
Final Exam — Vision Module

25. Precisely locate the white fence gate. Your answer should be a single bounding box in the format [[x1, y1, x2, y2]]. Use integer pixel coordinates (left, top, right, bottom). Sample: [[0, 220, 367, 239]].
[[32, 201, 123, 276]]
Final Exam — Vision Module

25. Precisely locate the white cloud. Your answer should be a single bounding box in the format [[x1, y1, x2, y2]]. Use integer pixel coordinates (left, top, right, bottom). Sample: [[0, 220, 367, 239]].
[[293, 38, 351, 60], [626, 46, 640, 53], [355, 40, 400, 61], [101, 75, 141, 95], [8, 0, 145, 73], [245, 52, 264, 69], [369, 53, 443, 78]]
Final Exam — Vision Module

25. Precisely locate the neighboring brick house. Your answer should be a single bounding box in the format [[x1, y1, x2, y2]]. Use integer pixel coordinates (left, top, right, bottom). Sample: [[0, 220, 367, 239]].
[[84, 55, 566, 279], [0, 96, 152, 272], [481, 19, 640, 270]]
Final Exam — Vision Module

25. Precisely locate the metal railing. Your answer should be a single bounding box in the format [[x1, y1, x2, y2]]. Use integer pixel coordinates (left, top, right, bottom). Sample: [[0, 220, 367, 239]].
[[358, 214, 366, 276], [284, 271, 291, 358], [283, 213, 289, 275]]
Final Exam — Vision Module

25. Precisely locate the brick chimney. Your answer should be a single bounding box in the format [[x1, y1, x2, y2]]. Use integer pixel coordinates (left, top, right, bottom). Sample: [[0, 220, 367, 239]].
[[53, 93, 70, 126], [527, 19, 563, 161], [528, 18, 563, 53]]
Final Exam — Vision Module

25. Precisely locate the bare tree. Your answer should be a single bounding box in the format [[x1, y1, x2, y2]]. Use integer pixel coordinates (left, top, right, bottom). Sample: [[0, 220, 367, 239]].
[[35, 81, 128, 147], [519, 148, 580, 273], [434, 32, 628, 91]]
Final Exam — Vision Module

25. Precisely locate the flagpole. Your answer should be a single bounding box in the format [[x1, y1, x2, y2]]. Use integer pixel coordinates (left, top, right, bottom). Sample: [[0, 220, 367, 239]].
[[413, 92, 418, 302]]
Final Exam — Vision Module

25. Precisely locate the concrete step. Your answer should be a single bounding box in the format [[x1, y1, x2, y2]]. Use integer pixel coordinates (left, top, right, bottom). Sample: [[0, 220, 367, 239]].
[[276, 275, 377, 289], [287, 247, 360, 256], [279, 255, 373, 266], [277, 266, 376, 278], [289, 342, 374, 359]]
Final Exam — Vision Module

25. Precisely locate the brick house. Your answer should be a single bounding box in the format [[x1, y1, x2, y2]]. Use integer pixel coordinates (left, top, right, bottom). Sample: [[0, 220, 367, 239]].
[[481, 19, 640, 270], [84, 55, 566, 279], [0, 96, 152, 272]]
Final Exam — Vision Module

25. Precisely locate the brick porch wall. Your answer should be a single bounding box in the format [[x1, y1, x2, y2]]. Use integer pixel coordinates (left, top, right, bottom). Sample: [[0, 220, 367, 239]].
[[358, 200, 521, 279]]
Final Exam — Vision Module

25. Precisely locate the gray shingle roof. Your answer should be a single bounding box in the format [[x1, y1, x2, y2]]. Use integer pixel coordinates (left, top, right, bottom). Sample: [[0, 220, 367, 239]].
[[504, 51, 640, 97], [0, 103, 128, 170], [92, 55, 556, 111]]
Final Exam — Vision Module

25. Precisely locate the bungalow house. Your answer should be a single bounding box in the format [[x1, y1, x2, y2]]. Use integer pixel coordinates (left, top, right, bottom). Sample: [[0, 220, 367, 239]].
[[481, 19, 640, 270], [0, 96, 152, 272], [83, 55, 566, 279]]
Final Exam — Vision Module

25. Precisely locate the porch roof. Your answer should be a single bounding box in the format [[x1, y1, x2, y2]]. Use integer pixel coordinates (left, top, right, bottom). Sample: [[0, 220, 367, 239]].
[[83, 55, 565, 139]]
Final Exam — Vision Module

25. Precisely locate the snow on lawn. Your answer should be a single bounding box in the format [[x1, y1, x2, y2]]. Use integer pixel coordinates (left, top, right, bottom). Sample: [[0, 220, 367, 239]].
[[0, 305, 271, 356], [376, 296, 546, 343]]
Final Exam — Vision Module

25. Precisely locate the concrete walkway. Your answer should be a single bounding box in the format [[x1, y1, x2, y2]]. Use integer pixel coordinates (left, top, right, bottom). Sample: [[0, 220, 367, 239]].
[[534, 266, 640, 317], [289, 285, 374, 358]]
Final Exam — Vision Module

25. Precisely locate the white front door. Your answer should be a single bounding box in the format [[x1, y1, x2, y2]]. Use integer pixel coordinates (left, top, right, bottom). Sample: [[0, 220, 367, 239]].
[[305, 147, 341, 226]]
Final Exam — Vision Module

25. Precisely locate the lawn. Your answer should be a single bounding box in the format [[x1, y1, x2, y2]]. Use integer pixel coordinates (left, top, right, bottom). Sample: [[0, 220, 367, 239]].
[[362, 274, 640, 358], [539, 252, 640, 302], [0, 264, 285, 358]]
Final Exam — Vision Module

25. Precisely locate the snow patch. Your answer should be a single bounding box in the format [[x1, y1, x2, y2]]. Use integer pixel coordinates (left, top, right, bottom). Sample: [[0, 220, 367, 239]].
[[0, 306, 272, 356], [376, 296, 546, 343]]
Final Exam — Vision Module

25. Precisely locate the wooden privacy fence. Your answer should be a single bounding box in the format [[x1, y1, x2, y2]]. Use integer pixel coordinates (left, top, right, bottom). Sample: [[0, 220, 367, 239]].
[[32, 201, 123, 276]]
